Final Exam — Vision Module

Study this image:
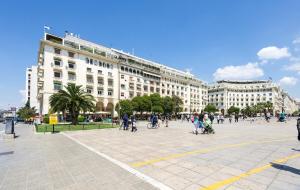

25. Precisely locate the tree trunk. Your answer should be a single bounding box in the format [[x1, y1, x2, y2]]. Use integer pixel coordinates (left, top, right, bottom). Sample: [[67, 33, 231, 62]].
[[71, 112, 79, 125]]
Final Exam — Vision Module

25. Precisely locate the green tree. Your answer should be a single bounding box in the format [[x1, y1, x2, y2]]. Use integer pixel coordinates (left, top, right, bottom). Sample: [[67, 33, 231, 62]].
[[265, 101, 273, 112], [150, 93, 163, 113], [131, 96, 144, 115], [172, 95, 183, 115], [162, 96, 174, 115], [204, 104, 218, 113], [227, 106, 240, 115], [116, 100, 133, 117], [49, 84, 95, 125], [141, 95, 152, 113], [17, 100, 36, 120], [151, 105, 163, 113]]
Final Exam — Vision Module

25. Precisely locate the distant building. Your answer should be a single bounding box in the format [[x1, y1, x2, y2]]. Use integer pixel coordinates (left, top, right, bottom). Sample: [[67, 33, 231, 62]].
[[208, 80, 298, 115], [26, 66, 39, 110]]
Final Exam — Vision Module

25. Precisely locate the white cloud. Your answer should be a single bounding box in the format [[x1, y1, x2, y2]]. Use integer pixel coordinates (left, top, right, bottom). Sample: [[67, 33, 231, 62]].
[[292, 37, 300, 44], [279, 76, 298, 86], [19, 89, 27, 104], [257, 46, 291, 60], [285, 63, 300, 74], [213, 63, 264, 81]]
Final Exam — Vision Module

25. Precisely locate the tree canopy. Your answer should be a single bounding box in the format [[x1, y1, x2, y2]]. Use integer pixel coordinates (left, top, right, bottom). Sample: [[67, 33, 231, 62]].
[[17, 100, 36, 120], [204, 104, 218, 113], [49, 84, 95, 124], [227, 106, 240, 115]]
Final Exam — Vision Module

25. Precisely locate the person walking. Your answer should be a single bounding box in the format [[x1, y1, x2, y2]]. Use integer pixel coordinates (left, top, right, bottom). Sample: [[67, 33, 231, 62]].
[[229, 114, 232, 123], [165, 115, 169, 127], [220, 115, 224, 124], [193, 115, 199, 135], [234, 113, 239, 123], [122, 114, 129, 130], [131, 115, 137, 132], [209, 114, 214, 124]]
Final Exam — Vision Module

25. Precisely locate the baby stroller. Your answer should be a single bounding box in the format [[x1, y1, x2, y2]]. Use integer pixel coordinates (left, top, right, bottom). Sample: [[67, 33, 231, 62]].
[[203, 121, 215, 134]]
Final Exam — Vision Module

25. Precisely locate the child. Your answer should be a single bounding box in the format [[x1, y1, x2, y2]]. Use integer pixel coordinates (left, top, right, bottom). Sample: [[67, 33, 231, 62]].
[[193, 115, 199, 135], [131, 118, 137, 132]]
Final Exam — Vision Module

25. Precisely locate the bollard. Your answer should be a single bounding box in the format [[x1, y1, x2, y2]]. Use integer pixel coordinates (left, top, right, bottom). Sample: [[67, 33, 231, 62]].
[[52, 124, 54, 133]]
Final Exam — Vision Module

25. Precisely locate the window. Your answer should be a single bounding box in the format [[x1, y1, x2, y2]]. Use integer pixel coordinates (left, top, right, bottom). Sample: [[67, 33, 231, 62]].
[[97, 88, 103, 96], [54, 82, 62, 90], [86, 58, 89, 64], [144, 85, 148, 91], [87, 88, 93, 94], [68, 61, 75, 69], [108, 79, 113, 86], [121, 84, 125, 89], [68, 52, 75, 58], [121, 75, 124, 79], [87, 68, 92, 72], [54, 48, 61, 54], [68, 72, 76, 81], [121, 92, 124, 97], [98, 70, 103, 75], [108, 72, 113, 77], [54, 71, 61, 78], [98, 77, 104, 85], [108, 89, 113, 96], [54, 58, 61, 66], [86, 75, 93, 83]]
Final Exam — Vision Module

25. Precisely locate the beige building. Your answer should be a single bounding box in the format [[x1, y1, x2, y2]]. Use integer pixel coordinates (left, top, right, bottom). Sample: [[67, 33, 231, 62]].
[[29, 32, 208, 115], [208, 80, 298, 115]]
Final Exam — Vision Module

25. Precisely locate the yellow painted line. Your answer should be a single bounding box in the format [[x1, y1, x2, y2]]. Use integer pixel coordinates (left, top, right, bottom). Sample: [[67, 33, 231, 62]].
[[130, 138, 293, 167], [200, 153, 300, 190]]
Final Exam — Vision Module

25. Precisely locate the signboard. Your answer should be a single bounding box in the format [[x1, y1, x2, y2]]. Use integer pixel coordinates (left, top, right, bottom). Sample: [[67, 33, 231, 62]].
[[49, 114, 58, 124]]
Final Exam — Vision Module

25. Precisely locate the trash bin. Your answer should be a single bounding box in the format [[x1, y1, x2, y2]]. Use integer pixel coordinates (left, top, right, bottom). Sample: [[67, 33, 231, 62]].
[[5, 117, 14, 134]]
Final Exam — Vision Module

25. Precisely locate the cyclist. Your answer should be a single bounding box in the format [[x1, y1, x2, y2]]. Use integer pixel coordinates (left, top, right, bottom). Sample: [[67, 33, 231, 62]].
[[152, 114, 158, 128]]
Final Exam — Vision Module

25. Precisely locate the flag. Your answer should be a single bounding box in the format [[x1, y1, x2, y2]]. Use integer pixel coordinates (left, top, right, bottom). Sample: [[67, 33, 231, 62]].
[[44, 25, 51, 30]]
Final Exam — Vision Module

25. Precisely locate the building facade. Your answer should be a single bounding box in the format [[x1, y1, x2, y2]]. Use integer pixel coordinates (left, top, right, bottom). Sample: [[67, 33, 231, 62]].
[[26, 66, 39, 109], [208, 80, 298, 115], [29, 32, 208, 115]]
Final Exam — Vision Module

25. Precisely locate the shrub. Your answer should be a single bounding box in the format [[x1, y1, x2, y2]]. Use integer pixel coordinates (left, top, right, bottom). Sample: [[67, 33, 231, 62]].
[[78, 115, 85, 122], [43, 115, 49, 124]]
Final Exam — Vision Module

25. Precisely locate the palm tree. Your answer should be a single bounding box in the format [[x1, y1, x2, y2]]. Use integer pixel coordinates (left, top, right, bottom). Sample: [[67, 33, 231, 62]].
[[49, 84, 95, 125]]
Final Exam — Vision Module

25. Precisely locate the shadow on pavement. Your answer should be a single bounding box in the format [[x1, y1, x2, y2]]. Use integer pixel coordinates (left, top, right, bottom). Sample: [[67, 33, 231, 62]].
[[0, 151, 14, 156], [271, 162, 300, 175], [292, 148, 300, 152]]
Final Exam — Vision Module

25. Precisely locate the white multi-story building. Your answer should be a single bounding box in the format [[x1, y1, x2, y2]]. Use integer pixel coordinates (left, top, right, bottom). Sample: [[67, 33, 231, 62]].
[[208, 80, 298, 115], [25, 66, 39, 109], [29, 32, 208, 115], [282, 93, 299, 114]]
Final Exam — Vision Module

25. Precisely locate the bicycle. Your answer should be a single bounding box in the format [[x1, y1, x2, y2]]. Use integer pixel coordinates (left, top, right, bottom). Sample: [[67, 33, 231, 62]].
[[147, 122, 159, 129]]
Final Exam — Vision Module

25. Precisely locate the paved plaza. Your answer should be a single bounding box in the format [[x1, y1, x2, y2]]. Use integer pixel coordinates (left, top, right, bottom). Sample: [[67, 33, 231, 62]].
[[1, 119, 300, 190]]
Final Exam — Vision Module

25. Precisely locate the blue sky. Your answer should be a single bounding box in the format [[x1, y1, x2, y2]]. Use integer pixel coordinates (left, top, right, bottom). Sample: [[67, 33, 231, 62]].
[[0, 0, 300, 109]]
